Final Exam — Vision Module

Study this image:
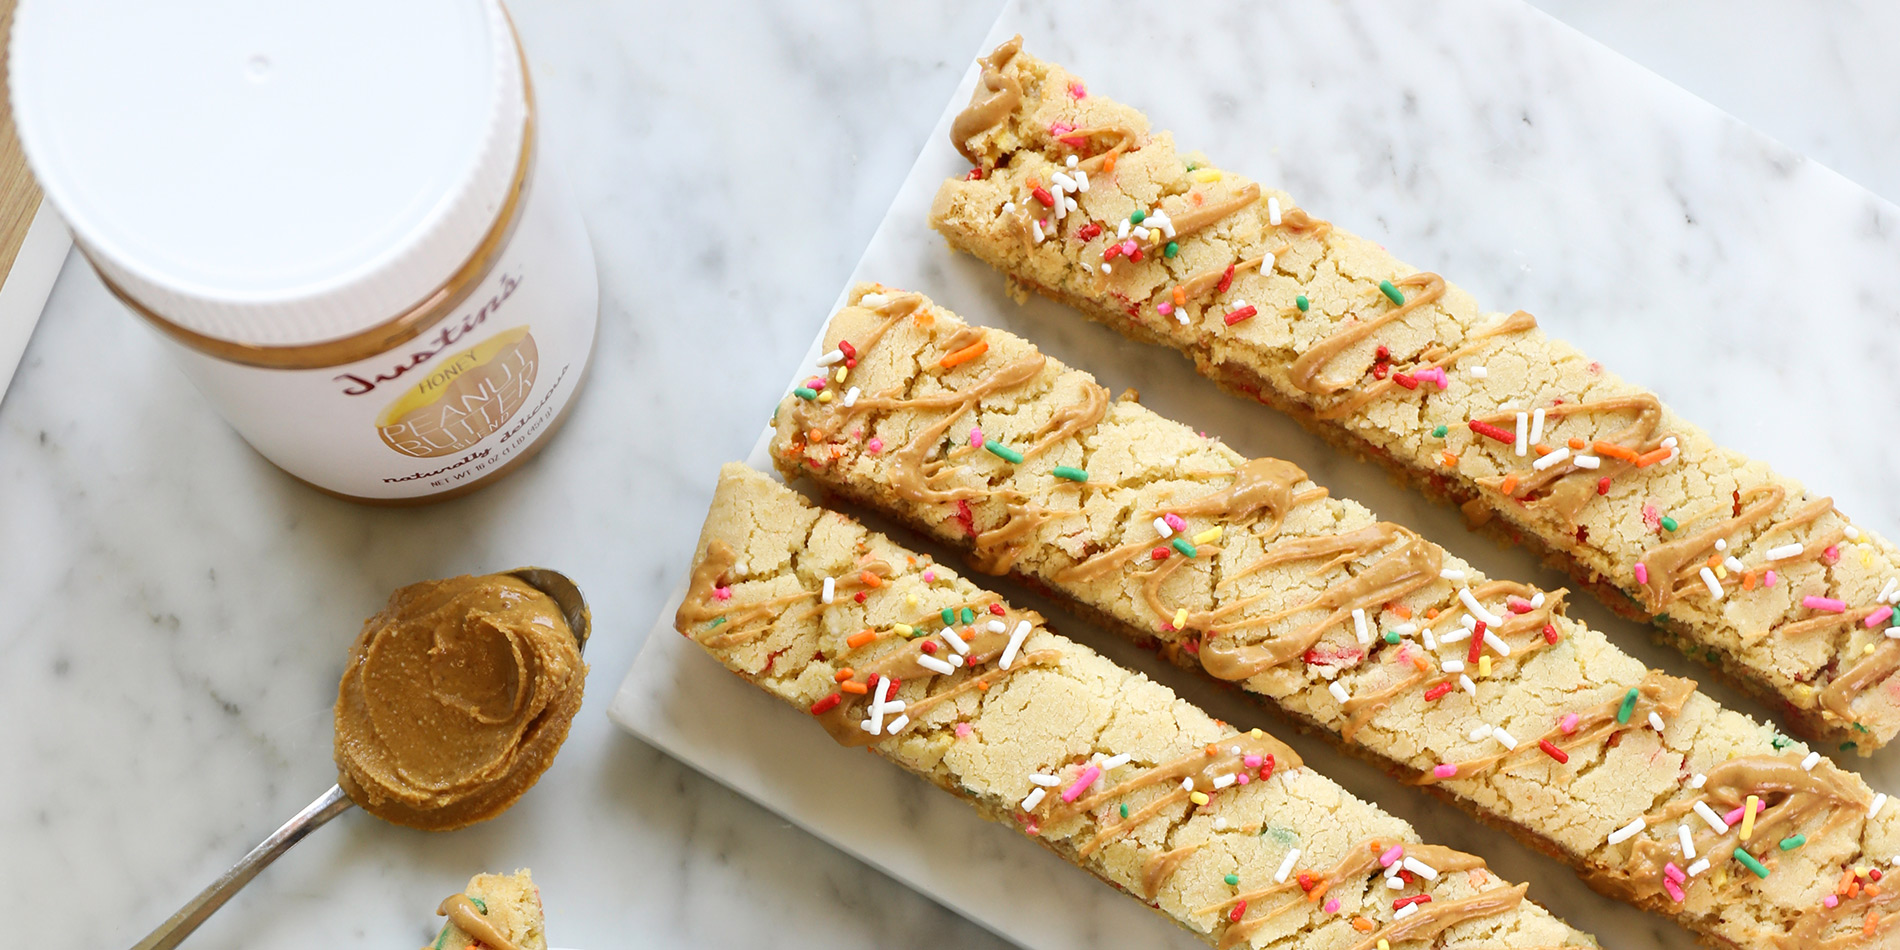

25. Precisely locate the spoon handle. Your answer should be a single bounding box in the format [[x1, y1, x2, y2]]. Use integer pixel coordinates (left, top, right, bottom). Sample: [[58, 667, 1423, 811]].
[[131, 783, 355, 950]]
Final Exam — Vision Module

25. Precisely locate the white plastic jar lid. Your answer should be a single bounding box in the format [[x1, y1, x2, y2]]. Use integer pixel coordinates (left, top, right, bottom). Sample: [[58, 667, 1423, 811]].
[[10, 0, 526, 348]]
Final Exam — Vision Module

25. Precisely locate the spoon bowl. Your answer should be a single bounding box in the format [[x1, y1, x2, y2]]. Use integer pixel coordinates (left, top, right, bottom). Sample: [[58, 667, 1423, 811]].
[[131, 567, 590, 950]]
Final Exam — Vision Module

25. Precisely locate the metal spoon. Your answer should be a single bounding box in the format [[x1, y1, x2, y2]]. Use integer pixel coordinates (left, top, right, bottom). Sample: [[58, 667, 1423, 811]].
[[131, 567, 591, 950]]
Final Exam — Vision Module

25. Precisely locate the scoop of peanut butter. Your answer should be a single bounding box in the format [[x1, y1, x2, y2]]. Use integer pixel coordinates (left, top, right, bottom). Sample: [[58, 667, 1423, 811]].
[[334, 573, 584, 831]]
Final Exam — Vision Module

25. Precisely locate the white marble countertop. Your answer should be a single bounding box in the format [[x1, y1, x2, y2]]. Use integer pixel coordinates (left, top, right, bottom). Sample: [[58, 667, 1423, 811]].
[[5, 2, 1898, 948]]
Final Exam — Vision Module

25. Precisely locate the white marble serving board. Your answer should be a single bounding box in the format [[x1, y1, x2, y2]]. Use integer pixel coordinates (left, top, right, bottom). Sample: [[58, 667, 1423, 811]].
[[632, 0, 1900, 948]]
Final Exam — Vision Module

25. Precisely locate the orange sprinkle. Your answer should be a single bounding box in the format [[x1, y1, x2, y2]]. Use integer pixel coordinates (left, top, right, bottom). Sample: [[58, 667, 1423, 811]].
[[940, 340, 989, 369], [1634, 447, 1673, 467], [1390, 604, 1413, 620], [1103, 153, 1117, 173], [1351, 916, 1376, 933], [1742, 572, 1758, 591], [1172, 286, 1187, 307], [1707, 555, 1722, 569], [1866, 911, 1880, 936], [807, 428, 823, 442], [1593, 441, 1639, 462], [1190, 191, 1205, 206], [1499, 474, 1519, 495], [1533, 442, 1553, 456], [1567, 437, 1586, 450], [912, 309, 934, 327], [859, 570, 883, 588], [1026, 175, 1042, 189], [1869, 884, 1883, 898], [976, 679, 992, 691], [834, 668, 855, 682], [1410, 657, 1431, 673], [840, 680, 869, 695], [1840, 870, 1859, 895], [1425, 608, 1441, 620], [1307, 880, 1331, 903], [1440, 451, 1459, 467], [1850, 880, 1864, 899], [846, 629, 879, 649]]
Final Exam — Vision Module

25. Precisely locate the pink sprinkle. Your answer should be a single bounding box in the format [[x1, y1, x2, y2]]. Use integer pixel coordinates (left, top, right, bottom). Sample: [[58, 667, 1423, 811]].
[[1560, 713, 1579, 734], [1049, 120, 1075, 136], [1061, 765, 1102, 803], [1323, 898, 1340, 914], [807, 378, 826, 391], [1824, 544, 1842, 564], [1824, 894, 1840, 909], [1416, 367, 1449, 389], [1164, 513, 1188, 532], [1235, 773, 1250, 785], [1068, 81, 1088, 100], [1120, 239, 1139, 256], [1722, 805, 1746, 826], [1764, 570, 1777, 587], [1156, 302, 1174, 316], [955, 722, 972, 738], [922, 570, 936, 582], [1867, 606, 1895, 628], [1664, 862, 1687, 884], [1243, 755, 1263, 768], [1663, 879, 1685, 903], [1642, 502, 1662, 531], [1506, 596, 1534, 614], [712, 586, 732, 601], [1025, 821, 1040, 836], [866, 438, 884, 454], [1433, 763, 1457, 779], [1634, 563, 1650, 585], [1804, 595, 1848, 613], [1379, 845, 1405, 868], [970, 427, 983, 447]]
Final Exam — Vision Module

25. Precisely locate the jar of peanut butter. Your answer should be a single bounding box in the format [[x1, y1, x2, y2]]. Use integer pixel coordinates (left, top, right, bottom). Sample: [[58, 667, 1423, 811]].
[[9, 0, 597, 503]]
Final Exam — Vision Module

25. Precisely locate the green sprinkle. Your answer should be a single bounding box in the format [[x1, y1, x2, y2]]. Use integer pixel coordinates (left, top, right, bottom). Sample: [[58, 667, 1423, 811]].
[[1857, 722, 1871, 733], [1842, 740, 1860, 752], [961, 607, 976, 625], [1296, 294, 1310, 312], [1432, 424, 1448, 438], [942, 607, 956, 626], [1224, 873, 1241, 886], [707, 617, 727, 629], [1779, 834, 1806, 851], [1131, 209, 1147, 224], [1616, 687, 1639, 725], [1171, 537, 1198, 559], [1733, 847, 1770, 879], [1121, 803, 1130, 819], [1660, 516, 1679, 532], [1891, 609, 1900, 627], [470, 897, 488, 914], [794, 386, 818, 401], [1185, 161, 1198, 172], [984, 439, 1025, 464], [433, 925, 451, 950], [1771, 735, 1791, 750], [1379, 279, 1405, 306], [1383, 630, 1402, 644], [1053, 465, 1089, 482], [1164, 241, 1179, 258]]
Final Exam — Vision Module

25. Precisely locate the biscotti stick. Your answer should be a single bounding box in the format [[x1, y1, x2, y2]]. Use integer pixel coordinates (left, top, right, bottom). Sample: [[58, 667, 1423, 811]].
[[680, 463, 1592, 950], [927, 39, 1900, 755], [769, 285, 1900, 950]]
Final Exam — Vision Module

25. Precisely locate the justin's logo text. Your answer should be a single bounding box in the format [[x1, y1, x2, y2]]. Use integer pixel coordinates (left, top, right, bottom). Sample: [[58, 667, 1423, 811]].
[[375, 326, 538, 458], [334, 273, 521, 397]]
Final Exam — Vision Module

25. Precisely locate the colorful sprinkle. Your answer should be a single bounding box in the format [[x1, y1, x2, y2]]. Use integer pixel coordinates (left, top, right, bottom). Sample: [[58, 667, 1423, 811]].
[[1379, 279, 1405, 305], [1295, 294, 1310, 312], [1164, 241, 1179, 258], [1224, 304, 1259, 326], [1780, 834, 1806, 851], [1660, 516, 1679, 532], [1431, 424, 1448, 438], [1616, 687, 1639, 725], [939, 340, 989, 369], [1733, 847, 1770, 879], [1053, 465, 1089, 482], [1171, 537, 1198, 558], [984, 439, 1025, 464], [1538, 739, 1569, 764], [794, 386, 818, 400], [1225, 873, 1240, 886]]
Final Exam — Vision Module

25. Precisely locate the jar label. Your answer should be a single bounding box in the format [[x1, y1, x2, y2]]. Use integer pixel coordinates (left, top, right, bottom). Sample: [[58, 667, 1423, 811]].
[[377, 325, 539, 458]]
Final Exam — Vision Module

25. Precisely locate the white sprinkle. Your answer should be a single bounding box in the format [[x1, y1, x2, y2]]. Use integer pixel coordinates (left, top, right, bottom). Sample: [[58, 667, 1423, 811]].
[[1031, 219, 1045, 244], [1483, 630, 1511, 656], [1459, 674, 1477, 696], [1212, 772, 1237, 790], [1386, 873, 1406, 889], [1181, 777, 1196, 792], [1462, 613, 1477, 629], [1530, 592, 1545, 609], [859, 293, 889, 307], [1529, 408, 1547, 446], [940, 628, 970, 655], [1607, 817, 1647, 846], [984, 619, 1006, 634], [1074, 169, 1089, 191], [1492, 727, 1518, 751], [1153, 517, 1174, 539], [1000, 620, 1034, 670], [1066, 154, 1078, 168], [1000, 201, 1015, 214], [1132, 225, 1151, 241], [1117, 219, 1131, 239], [1649, 712, 1666, 732], [1690, 773, 1707, 789], [1459, 588, 1503, 626], [1687, 858, 1710, 877], [1441, 659, 1465, 674], [1573, 454, 1601, 469], [1678, 824, 1696, 859], [865, 678, 892, 734], [1802, 751, 1822, 771], [821, 577, 836, 604], [1532, 446, 1572, 471], [916, 654, 956, 676], [886, 714, 909, 734], [1274, 849, 1301, 884], [1050, 172, 1076, 191], [1175, 307, 1189, 326], [817, 348, 845, 366], [1468, 724, 1494, 742], [1102, 753, 1132, 771], [1329, 681, 1351, 704], [1872, 793, 1889, 819], [1764, 543, 1805, 561], [1714, 538, 1729, 552], [1213, 817, 1229, 831], [1879, 578, 1899, 603], [1439, 627, 1471, 645], [1694, 801, 1730, 834], [1394, 902, 1419, 920], [1267, 195, 1282, 226], [1514, 411, 1529, 457], [1352, 608, 1370, 645], [1724, 556, 1745, 573], [1403, 855, 1440, 880], [1847, 525, 1862, 540], [1440, 568, 1466, 582], [949, 653, 965, 668], [1259, 251, 1274, 272], [1422, 628, 1438, 650], [1469, 365, 1489, 378], [1396, 623, 1418, 635], [860, 718, 877, 734], [1065, 196, 1078, 212], [1021, 788, 1046, 811], [842, 386, 861, 408], [1029, 773, 1061, 787], [1080, 261, 1094, 274], [1699, 567, 1724, 600]]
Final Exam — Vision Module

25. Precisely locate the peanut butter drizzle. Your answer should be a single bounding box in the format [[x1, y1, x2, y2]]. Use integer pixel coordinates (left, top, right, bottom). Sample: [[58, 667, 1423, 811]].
[[950, 36, 1023, 163], [1637, 484, 1785, 612], [1193, 839, 1489, 949], [1040, 731, 1302, 858], [1278, 207, 1333, 239], [1418, 672, 1696, 785], [970, 504, 1056, 575], [1823, 640, 1900, 722], [1782, 888, 1899, 949], [1070, 126, 1143, 174], [1289, 272, 1446, 395], [1475, 393, 1665, 521], [1316, 310, 1538, 422], [437, 895, 521, 950], [1200, 533, 1442, 681], [1344, 884, 1529, 950], [677, 541, 892, 649], [1159, 182, 1262, 245], [882, 355, 1048, 504], [1601, 753, 1866, 904], [1140, 845, 1201, 899], [1169, 250, 1277, 303], [1022, 381, 1110, 461]]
